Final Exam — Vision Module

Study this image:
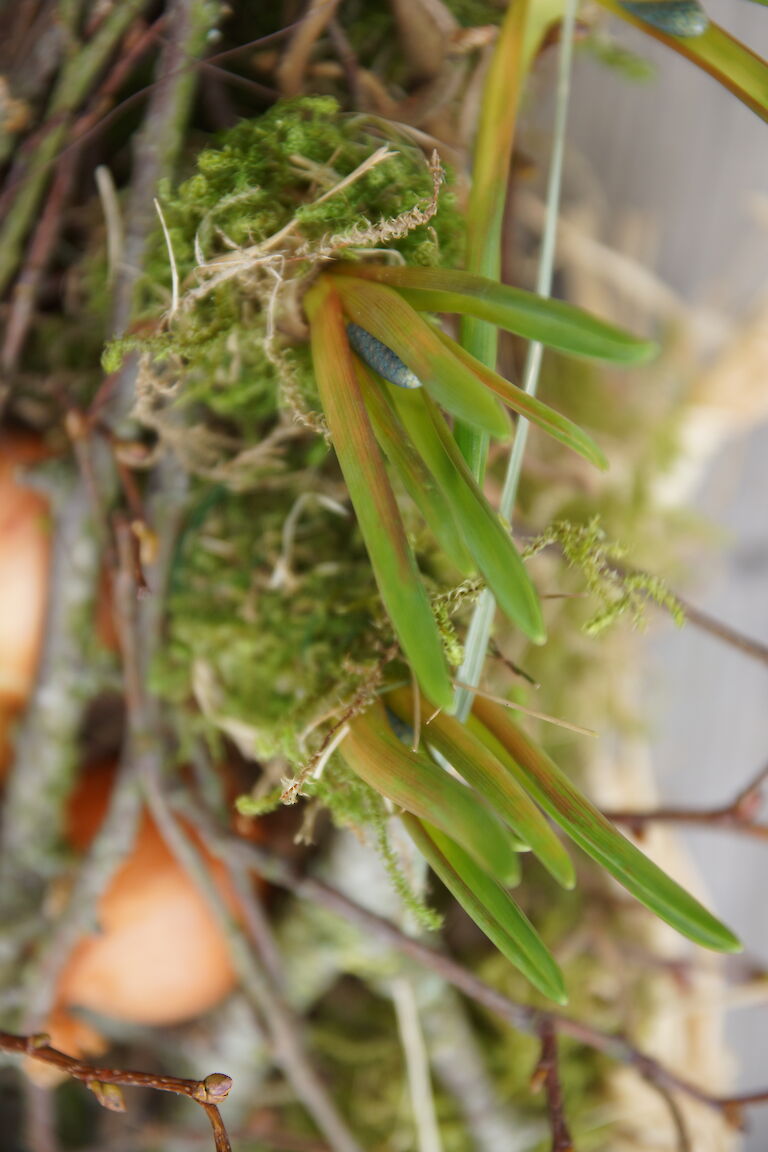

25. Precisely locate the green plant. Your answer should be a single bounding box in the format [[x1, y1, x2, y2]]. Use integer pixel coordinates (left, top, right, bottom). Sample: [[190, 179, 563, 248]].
[[130, 81, 739, 1008]]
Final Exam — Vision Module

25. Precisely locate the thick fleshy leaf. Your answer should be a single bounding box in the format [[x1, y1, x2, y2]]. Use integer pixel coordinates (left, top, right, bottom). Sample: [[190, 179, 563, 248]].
[[384, 705, 530, 854], [601, 0, 768, 121], [431, 326, 608, 470], [305, 278, 453, 711], [387, 686, 574, 890], [331, 264, 658, 364], [404, 815, 568, 1003], [470, 698, 742, 953], [355, 362, 474, 572], [388, 387, 545, 644], [339, 701, 520, 885], [330, 274, 511, 438]]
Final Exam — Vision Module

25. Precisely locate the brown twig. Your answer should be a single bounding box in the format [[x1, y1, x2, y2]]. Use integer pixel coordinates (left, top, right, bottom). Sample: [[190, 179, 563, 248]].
[[532, 1021, 574, 1152], [4, 25, 294, 203], [111, 487, 364, 1152], [1, 14, 167, 372], [521, 533, 768, 670], [676, 597, 768, 667], [605, 760, 768, 842], [196, 829, 768, 1136], [642, 1071, 693, 1152], [277, 0, 344, 97], [609, 557, 768, 668], [2, 145, 75, 372], [109, 0, 217, 347], [488, 637, 539, 687], [327, 18, 365, 109], [0, 1030, 233, 1152], [0, 0, 151, 297]]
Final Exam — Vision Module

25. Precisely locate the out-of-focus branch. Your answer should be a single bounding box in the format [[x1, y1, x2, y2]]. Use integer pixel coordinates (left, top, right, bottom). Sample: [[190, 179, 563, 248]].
[[605, 761, 768, 842], [673, 594, 768, 667], [199, 828, 768, 1137], [0, 0, 151, 297], [108, 0, 215, 349], [141, 772, 365, 1152], [620, 563, 768, 669], [110, 490, 365, 1152], [0, 0, 219, 938], [2, 14, 167, 373], [0, 467, 103, 893], [0, 1029, 233, 1152], [15, 454, 188, 1037], [531, 1021, 574, 1152], [642, 1071, 693, 1152], [521, 532, 768, 669]]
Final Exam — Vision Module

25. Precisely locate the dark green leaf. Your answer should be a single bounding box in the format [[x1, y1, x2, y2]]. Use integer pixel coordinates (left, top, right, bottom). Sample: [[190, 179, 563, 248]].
[[305, 277, 453, 710], [340, 701, 521, 885], [387, 686, 574, 889], [404, 815, 568, 1003], [471, 698, 742, 953], [388, 387, 545, 644], [332, 264, 658, 364]]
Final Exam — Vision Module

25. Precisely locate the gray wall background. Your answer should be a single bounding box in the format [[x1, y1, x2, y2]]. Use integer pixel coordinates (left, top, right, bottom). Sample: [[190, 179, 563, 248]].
[[566, 2, 768, 1144]]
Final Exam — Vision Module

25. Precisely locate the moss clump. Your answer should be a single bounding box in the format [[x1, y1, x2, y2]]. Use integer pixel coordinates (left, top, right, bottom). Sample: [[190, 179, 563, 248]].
[[152, 474, 385, 762], [128, 96, 468, 764], [108, 95, 464, 466], [158, 95, 462, 277]]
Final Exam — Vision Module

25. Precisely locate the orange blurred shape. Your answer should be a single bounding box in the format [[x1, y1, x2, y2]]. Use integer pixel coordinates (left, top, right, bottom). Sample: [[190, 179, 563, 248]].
[[0, 434, 50, 708], [0, 434, 50, 782], [41, 762, 243, 1063]]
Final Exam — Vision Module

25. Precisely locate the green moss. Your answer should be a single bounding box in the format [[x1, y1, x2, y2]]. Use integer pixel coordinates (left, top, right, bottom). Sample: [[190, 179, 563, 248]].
[[524, 517, 683, 636], [153, 95, 462, 278], [152, 477, 382, 761], [105, 96, 464, 471], [131, 98, 467, 762]]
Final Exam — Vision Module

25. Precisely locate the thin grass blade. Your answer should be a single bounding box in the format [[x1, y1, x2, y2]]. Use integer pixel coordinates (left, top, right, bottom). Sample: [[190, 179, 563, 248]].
[[330, 275, 511, 438], [332, 264, 657, 364], [404, 815, 568, 1003], [471, 697, 742, 953], [387, 686, 574, 890], [305, 277, 453, 711], [340, 701, 520, 885]]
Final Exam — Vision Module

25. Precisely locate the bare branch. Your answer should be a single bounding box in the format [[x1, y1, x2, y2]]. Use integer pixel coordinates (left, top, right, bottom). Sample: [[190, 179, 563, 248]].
[[111, 507, 365, 1152], [532, 1021, 574, 1152], [605, 759, 768, 842], [641, 1071, 693, 1152], [670, 592, 768, 668], [0, 1030, 232, 1152], [197, 827, 768, 1134]]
